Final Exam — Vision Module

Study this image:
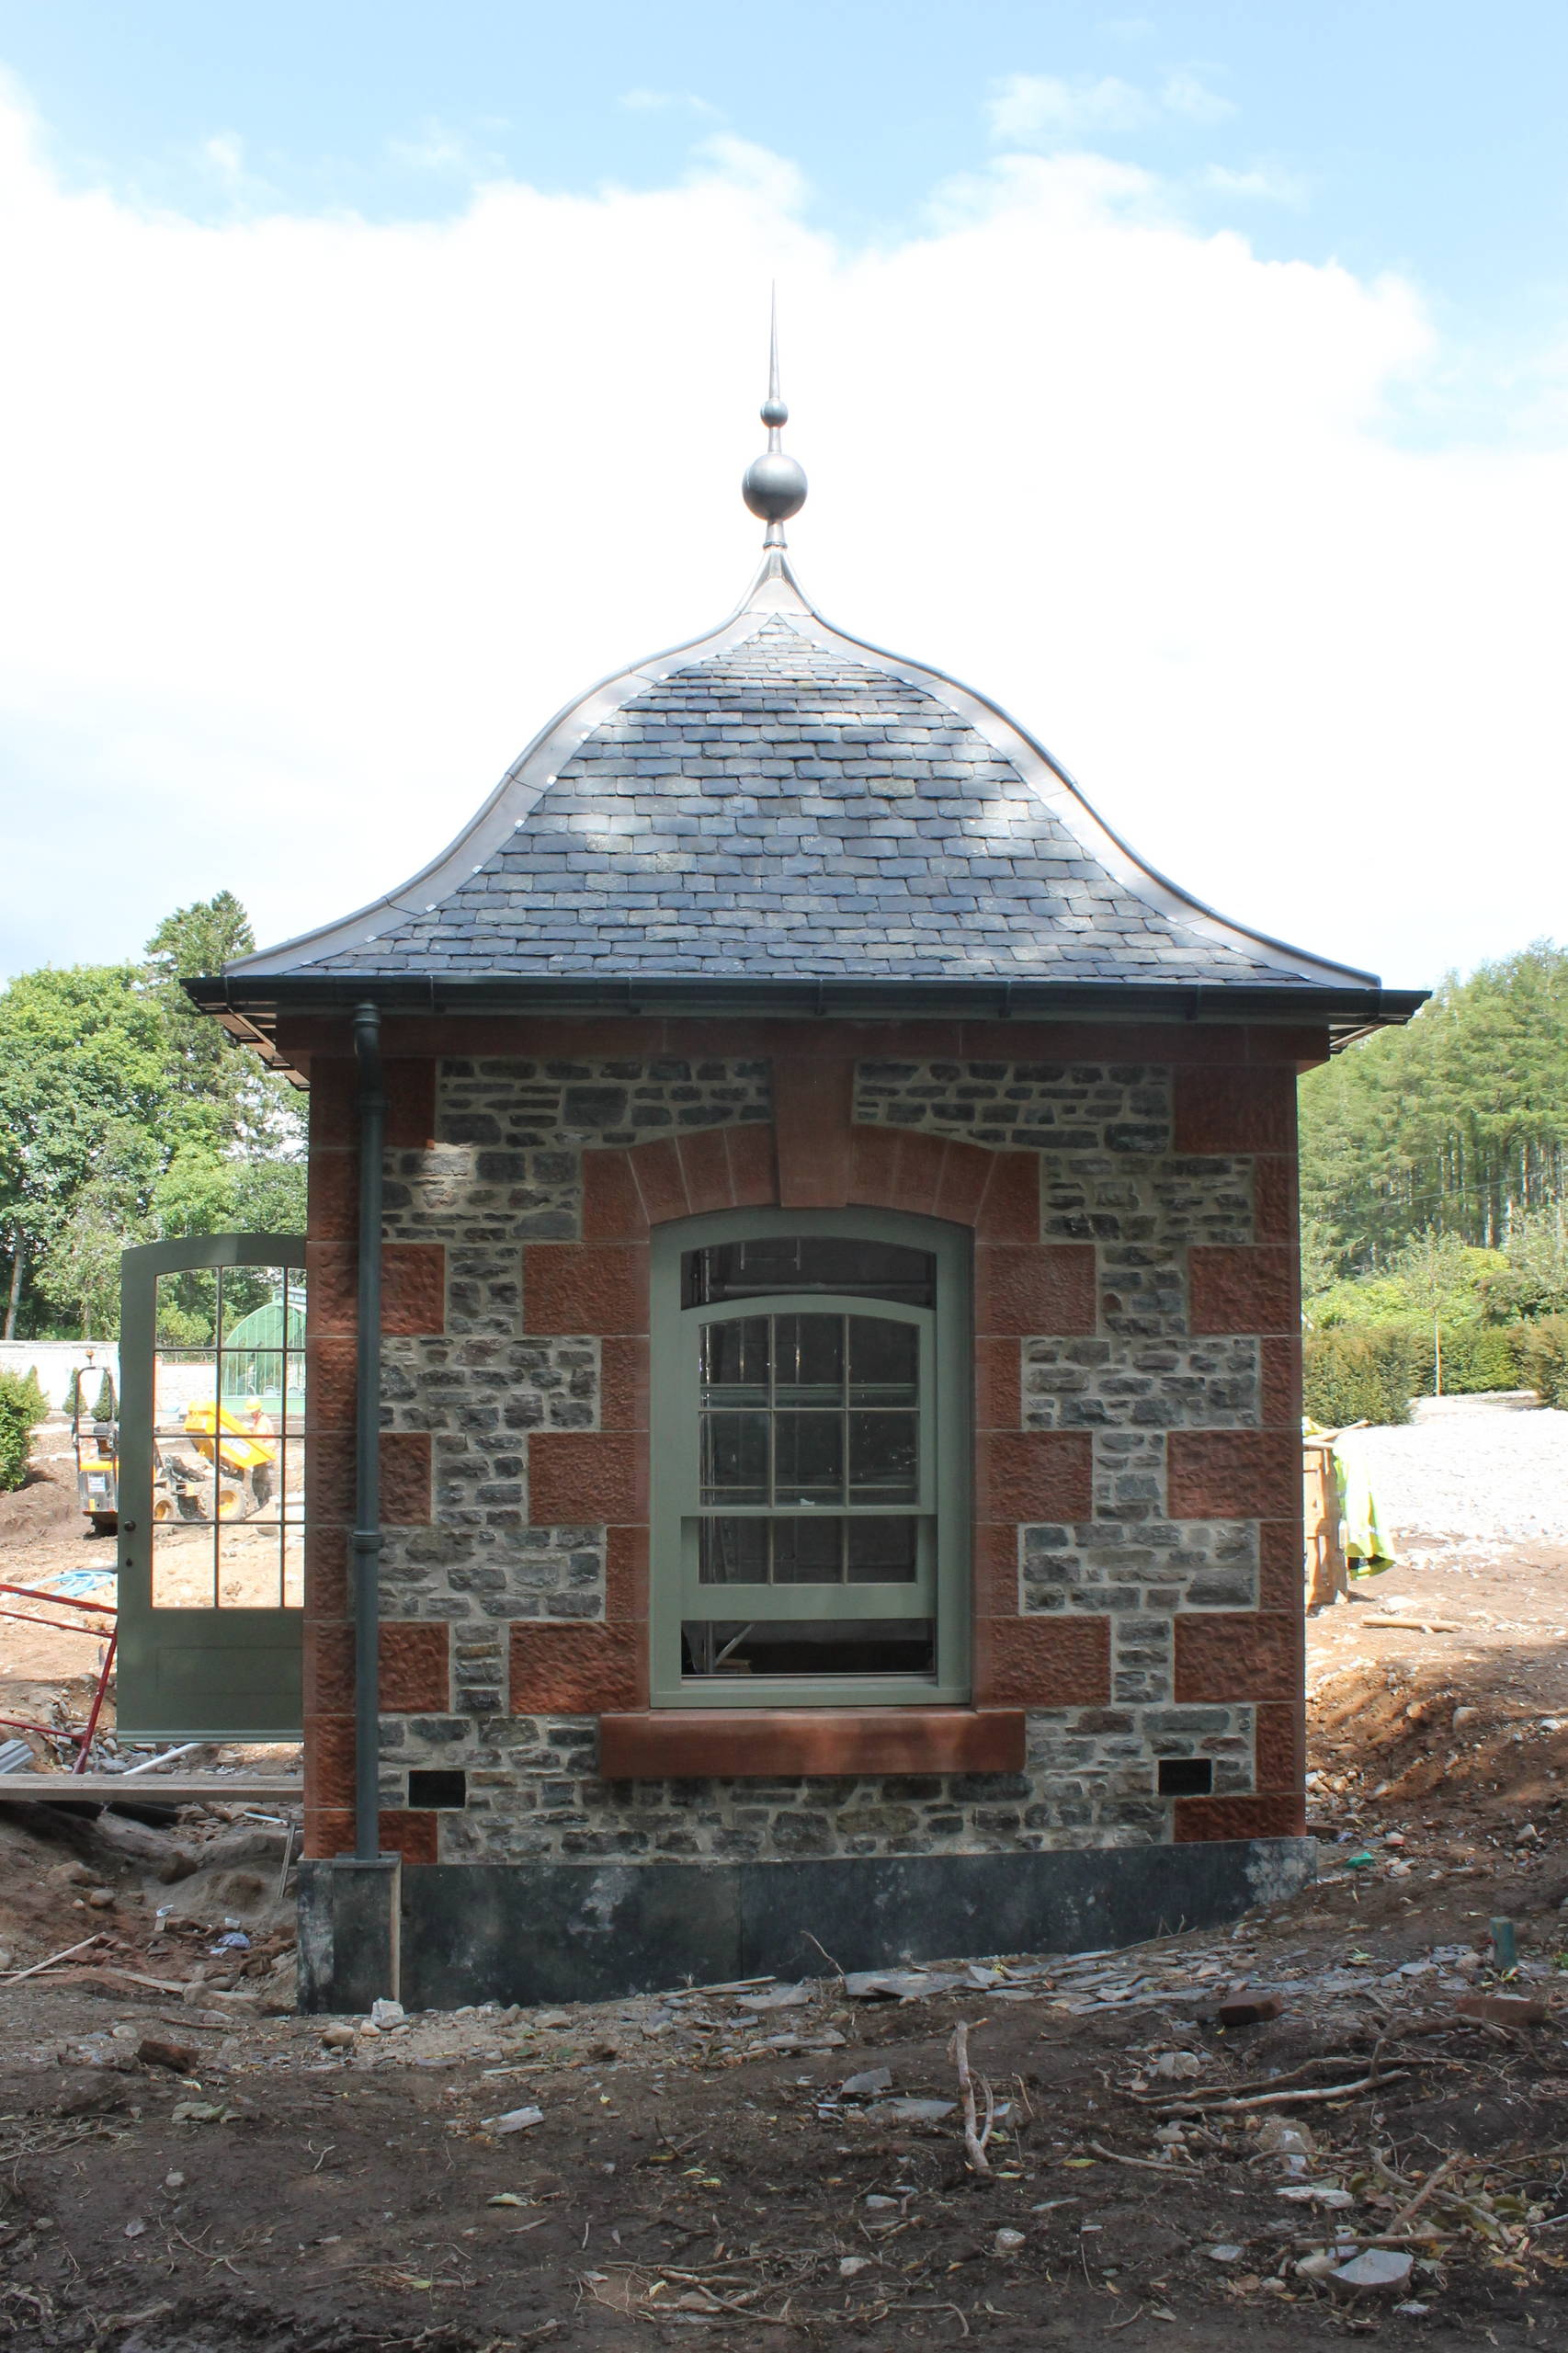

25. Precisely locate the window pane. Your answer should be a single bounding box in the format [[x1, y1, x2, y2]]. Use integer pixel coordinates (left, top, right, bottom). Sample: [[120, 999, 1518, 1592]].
[[774, 1412, 844, 1505], [684, 1237, 935, 1307], [846, 1518, 919, 1584], [772, 1520, 844, 1584], [848, 1411, 918, 1502], [682, 1619, 936, 1677], [699, 1519, 770, 1585], [700, 1317, 769, 1405], [848, 1316, 917, 1404], [700, 1412, 769, 1504], [772, 1313, 844, 1406]]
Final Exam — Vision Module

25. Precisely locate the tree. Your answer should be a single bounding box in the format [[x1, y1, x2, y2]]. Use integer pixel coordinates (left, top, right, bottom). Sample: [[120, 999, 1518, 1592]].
[[1301, 941, 1568, 1284], [0, 893, 304, 1337], [1392, 1228, 1484, 1396], [0, 963, 177, 1334]]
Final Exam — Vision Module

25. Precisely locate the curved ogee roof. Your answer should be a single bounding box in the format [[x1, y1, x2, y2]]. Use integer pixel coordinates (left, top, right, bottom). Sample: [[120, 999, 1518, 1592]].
[[224, 549, 1381, 997]]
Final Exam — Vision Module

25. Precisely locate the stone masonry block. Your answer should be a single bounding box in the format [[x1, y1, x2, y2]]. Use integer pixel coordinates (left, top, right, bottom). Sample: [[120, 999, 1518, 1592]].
[[378, 1809, 439, 1866], [625, 1136, 689, 1224], [1188, 1246, 1297, 1336], [306, 1336, 358, 1431], [1254, 1699, 1304, 1791], [973, 1153, 1043, 1241], [303, 1622, 354, 1715], [1167, 1429, 1299, 1520], [1174, 1612, 1300, 1703], [310, 1432, 432, 1527], [305, 1242, 357, 1337], [606, 1524, 650, 1620], [510, 1621, 645, 1713], [976, 1244, 1096, 1336], [529, 1432, 642, 1525], [977, 1430, 1093, 1523], [1174, 1791, 1305, 1841], [381, 1622, 451, 1712], [1172, 1065, 1294, 1155], [975, 1337, 1021, 1431], [382, 1244, 447, 1336], [524, 1243, 648, 1335], [582, 1150, 648, 1242], [304, 1712, 356, 1810], [308, 1146, 357, 1243], [1252, 1154, 1298, 1242], [774, 1057, 855, 1208], [977, 1616, 1111, 1706]]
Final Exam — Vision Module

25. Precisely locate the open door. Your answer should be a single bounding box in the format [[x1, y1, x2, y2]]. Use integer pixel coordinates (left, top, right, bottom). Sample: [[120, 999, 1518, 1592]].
[[116, 1233, 306, 1739]]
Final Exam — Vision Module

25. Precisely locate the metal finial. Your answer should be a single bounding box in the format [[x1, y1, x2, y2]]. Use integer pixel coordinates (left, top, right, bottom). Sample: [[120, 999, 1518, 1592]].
[[742, 286, 807, 545]]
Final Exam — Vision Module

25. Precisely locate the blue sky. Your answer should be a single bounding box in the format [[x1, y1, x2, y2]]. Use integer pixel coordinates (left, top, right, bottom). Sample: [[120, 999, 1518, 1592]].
[[0, 4, 1566, 988]]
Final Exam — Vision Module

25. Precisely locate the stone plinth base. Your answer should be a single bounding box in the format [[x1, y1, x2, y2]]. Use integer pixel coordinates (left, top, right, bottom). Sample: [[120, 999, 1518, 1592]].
[[298, 1856, 403, 2013], [294, 1839, 1314, 2012]]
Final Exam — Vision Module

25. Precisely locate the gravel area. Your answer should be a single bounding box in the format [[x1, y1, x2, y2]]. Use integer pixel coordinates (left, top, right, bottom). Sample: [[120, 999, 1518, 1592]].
[[1351, 1390, 1568, 1542]]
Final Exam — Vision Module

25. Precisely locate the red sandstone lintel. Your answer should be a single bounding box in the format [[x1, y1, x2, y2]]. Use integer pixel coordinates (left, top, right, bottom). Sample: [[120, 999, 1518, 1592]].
[[598, 1708, 1025, 1779]]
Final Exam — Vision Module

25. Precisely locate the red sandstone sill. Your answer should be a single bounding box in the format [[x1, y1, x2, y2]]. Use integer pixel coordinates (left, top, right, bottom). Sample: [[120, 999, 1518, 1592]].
[[598, 1708, 1025, 1779]]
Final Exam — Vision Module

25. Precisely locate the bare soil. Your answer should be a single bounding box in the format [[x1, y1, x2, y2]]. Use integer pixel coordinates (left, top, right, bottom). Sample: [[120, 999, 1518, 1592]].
[[3, 1445, 1568, 2347]]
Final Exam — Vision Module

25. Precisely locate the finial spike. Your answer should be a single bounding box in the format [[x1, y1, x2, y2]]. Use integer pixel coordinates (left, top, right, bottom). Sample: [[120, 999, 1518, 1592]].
[[742, 289, 807, 544]]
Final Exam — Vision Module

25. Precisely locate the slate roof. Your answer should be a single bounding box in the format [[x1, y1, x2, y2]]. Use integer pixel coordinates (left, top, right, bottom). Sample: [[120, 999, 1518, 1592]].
[[223, 552, 1385, 1004]]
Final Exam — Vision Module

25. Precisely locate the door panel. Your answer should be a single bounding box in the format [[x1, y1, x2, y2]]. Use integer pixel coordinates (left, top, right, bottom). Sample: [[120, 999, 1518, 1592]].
[[117, 1234, 306, 1740]]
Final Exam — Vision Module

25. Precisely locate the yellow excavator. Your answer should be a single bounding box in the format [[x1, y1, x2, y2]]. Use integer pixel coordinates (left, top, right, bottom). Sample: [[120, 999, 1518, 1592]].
[[71, 1374, 277, 1534]]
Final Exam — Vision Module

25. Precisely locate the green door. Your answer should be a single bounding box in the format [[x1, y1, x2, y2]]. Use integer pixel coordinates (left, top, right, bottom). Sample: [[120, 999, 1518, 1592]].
[[116, 1233, 306, 1739]]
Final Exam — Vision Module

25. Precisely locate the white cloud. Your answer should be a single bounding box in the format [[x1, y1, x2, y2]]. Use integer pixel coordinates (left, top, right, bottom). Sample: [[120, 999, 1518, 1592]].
[[387, 119, 505, 177], [1199, 161, 1308, 207], [988, 73, 1154, 142], [0, 80, 1564, 996], [199, 133, 247, 184], [988, 66, 1233, 146], [1159, 70, 1235, 124]]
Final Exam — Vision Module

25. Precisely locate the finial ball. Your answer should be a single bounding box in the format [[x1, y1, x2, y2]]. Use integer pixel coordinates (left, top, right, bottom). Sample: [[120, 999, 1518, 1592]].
[[761, 395, 789, 428], [742, 450, 807, 524]]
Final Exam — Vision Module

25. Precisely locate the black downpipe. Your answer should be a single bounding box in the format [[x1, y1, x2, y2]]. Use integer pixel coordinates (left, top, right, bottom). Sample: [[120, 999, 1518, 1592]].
[[352, 1003, 385, 1862]]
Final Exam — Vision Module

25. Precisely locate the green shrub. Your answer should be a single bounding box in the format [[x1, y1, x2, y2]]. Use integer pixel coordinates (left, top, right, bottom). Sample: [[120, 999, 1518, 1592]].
[[1406, 1320, 1522, 1396], [1517, 1317, 1568, 1409], [1302, 1325, 1417, 1426], [90, 1370, 116, 1422], [0, 1369, 46, 1494]]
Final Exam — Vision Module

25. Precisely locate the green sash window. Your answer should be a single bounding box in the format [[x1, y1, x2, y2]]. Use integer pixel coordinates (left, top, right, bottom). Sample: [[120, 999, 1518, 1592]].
[[650, 1211, 971, 1707]]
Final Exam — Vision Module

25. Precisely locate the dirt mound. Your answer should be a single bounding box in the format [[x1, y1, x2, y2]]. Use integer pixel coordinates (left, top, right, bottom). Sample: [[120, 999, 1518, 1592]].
[[0, 1461, 81, 1552]]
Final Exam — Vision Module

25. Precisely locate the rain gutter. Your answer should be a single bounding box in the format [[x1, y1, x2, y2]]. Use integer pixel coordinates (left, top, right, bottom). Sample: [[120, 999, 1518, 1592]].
[[351, 1001, 384, 1863]]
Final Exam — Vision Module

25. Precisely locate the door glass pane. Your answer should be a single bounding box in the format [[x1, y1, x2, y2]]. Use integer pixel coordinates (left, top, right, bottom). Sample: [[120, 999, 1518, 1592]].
[[150, 1263, 304, 1609]]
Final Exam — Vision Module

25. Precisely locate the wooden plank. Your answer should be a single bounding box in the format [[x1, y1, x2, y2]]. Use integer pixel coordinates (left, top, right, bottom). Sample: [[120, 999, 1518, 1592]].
[[0, 1776, 301, 1803]]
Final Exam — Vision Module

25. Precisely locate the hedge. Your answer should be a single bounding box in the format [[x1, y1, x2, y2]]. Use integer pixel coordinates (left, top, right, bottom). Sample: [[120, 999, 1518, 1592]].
[[0, 1368, 48, 1495], [1302, 1326, 1417, 1427]]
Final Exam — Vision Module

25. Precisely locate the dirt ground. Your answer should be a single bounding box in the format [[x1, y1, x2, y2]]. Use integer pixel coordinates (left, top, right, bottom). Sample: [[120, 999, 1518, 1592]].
[[4, 1438, 1568, 2348]]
